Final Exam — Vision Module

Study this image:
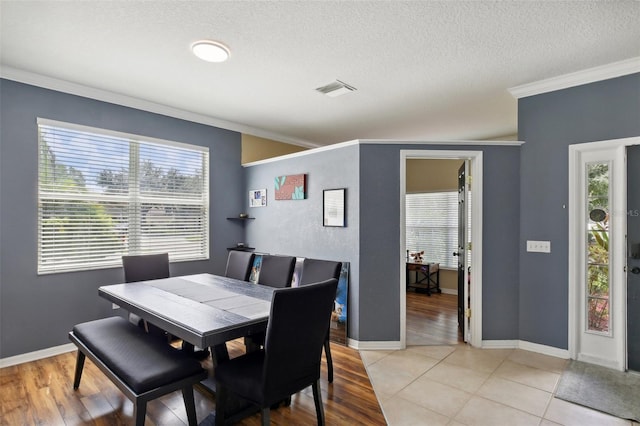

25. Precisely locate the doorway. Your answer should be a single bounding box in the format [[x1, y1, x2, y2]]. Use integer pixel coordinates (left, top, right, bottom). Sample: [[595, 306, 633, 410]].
[[568, 137, 640, 371], [404, 159, 465, 345], [400, 150, 483, 349]]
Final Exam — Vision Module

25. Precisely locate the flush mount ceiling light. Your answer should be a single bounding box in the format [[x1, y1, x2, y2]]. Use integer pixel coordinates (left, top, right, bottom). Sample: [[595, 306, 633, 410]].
[[191, 40, 230, 63], [315, 80, 357, 97]]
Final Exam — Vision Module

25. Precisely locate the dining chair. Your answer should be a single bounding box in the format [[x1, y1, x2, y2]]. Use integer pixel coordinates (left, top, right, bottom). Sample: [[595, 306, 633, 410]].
[[224, 250, 255, 281], [214, 278, 338, 426], [122, 253, 170, 333], [122, 253, 170, 283], [300, 258, 343, 383], [257, 254, 296, 288], [246, 255, 296, 350], [122, 253, 209, 359]]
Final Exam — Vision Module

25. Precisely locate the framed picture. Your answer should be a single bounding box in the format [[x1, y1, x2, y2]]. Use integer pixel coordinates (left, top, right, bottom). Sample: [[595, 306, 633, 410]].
[[323, 188, 346, 227], [249, 189, 267, 207], [274, 174, 306, 200]]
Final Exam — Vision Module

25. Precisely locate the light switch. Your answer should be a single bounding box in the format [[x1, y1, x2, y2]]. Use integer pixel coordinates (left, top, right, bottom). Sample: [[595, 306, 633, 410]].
[[527, 240, 551, 253]]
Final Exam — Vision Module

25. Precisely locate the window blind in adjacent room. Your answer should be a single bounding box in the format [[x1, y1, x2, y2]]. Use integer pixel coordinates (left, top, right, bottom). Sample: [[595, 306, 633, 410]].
[[405, 192, 459, 268]]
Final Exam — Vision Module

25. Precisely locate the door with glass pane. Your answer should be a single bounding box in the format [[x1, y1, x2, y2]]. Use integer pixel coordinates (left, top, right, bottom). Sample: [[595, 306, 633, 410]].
[[577, 147, 625, 369]]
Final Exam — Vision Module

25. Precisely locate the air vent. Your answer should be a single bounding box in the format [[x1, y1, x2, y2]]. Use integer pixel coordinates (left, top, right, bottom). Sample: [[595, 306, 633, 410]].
[[315, 80, 357, 97]]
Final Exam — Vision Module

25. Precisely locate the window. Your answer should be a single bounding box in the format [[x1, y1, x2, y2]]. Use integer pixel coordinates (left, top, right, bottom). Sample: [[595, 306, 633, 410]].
[[585, 161, 610, 333], [406, 192, 458, 268], [37, 118, 209, 274]]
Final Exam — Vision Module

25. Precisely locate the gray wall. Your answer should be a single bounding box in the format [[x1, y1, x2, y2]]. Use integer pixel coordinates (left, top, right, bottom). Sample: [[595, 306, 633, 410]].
[[245, 142, 521, 343], [244, 144, 361, 337], [4, 73, 637, 358], [0, 79, 244, 358], [359, 144, 521, 342], [518, 73, 640, 349]]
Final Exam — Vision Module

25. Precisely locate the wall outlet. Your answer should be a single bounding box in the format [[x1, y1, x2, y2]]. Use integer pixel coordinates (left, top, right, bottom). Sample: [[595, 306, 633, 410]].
[[527, 240, 551, 253]]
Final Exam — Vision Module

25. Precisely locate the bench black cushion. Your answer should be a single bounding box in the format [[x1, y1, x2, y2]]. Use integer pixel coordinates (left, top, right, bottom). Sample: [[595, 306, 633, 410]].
[[72, 317, 204, 394]]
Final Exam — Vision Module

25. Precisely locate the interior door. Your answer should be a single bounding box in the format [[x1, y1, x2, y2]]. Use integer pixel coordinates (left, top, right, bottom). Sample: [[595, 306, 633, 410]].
[[627, 145, 640, 371], [456, 161, 469, 342]]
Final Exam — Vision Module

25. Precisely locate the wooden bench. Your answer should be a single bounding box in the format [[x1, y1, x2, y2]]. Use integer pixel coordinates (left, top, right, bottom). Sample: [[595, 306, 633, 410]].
[[69, 316, 207, 426]]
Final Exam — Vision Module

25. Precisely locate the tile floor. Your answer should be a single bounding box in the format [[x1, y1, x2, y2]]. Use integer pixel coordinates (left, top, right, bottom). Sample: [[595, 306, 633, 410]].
[[360, 344, 639, 426]]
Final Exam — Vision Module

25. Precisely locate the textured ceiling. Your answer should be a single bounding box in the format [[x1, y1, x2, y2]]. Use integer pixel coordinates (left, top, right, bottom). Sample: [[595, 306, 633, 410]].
[[1, 1, 639, 147]]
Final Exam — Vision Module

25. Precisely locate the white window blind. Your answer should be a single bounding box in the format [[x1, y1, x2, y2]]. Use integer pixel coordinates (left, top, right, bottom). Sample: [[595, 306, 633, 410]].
[[37, 118, 209, 274], [406, 192, 459, 268]]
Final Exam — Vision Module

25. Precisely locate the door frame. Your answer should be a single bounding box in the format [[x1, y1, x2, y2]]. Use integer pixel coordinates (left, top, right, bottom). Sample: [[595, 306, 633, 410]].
[[400, 150, 483, 349], [568, 136, 640, 371]]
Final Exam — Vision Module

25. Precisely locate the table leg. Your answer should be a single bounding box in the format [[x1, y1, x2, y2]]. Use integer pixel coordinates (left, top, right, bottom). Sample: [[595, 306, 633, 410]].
[[197, 343, 258, 424]]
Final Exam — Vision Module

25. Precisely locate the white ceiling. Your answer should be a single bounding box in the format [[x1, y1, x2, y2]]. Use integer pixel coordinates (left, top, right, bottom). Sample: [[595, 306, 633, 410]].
[[1, 1, 639, 147]]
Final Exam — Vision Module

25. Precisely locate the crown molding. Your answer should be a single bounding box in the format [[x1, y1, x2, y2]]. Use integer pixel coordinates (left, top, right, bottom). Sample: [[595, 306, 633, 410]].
[[358, 139, 524, 146], [0, 66, 318, 148], [508, 57, 640, 99], [242, 138, 524, 167]]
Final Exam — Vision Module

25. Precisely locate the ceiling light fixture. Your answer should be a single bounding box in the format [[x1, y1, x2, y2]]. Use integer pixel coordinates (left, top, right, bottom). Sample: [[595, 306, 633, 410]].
[[315, 80, 357, 97], [191, 40, 230, 63]]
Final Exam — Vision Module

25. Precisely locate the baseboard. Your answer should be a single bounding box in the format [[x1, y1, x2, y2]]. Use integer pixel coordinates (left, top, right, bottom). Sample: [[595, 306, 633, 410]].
[[0, 343, 76, 368], [1, 338, 570, 368], [576, 353, 623, 370], [518, 340, 570, 359], [482, 339, 519, 349], [482, 339, 570, 359], [440, 288, 457, 295], [348, 339, 402, 351]]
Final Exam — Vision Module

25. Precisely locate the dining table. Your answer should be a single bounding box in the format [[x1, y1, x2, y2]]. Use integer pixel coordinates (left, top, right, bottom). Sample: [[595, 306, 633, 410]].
[[99, 272, 275, 379], [99, 273, 277, 422], [99, 273, 274, 348]]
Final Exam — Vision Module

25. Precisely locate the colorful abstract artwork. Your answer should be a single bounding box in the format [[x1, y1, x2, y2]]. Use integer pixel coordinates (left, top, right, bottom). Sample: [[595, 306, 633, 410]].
[[330, 262, 349, 346], [274, 174, 306, 200]]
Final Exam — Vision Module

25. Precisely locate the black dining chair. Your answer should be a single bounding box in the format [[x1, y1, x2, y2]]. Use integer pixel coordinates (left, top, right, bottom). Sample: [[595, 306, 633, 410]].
[[247, 254, 296, 350], [122, 253, 170, 333], [122, 253, 209, 359], [300, 258, 342, 383], [214, 278, 338, 426], [122, 253, 170, 283], [257, 255, 296, 288], [224, 251, 255, 281]]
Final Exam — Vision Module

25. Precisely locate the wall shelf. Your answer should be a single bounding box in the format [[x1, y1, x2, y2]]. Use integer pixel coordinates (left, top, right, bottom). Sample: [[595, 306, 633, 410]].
[[226, 247, 255, 251]]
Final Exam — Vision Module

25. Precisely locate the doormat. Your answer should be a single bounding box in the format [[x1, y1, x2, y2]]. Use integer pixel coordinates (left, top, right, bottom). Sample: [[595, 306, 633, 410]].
[[555, 360, 640, 422]]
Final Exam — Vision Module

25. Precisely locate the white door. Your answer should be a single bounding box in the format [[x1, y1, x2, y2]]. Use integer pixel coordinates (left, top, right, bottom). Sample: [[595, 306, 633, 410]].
[[569, 141, 627, 370]]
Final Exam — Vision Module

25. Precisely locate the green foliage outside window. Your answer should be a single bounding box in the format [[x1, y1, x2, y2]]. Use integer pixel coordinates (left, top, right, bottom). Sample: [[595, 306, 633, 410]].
[[586, 162, 610, 333]]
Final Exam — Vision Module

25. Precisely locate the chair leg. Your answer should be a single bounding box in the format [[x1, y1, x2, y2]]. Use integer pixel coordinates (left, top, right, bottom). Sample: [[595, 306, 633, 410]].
[[324, 337, 333, 383], [182, 386, 198, 426], [260, 407, 270, 426], [312, 379, 325, 426], [134, 399, 146, 426], [73, 351, 85, 389]]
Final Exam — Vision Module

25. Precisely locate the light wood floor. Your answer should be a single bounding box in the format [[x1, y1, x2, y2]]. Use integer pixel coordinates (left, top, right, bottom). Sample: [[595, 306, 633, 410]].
[[1, 292, 458, 425], [406, 290, 463, 346], [0, 339, 386, 425]]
